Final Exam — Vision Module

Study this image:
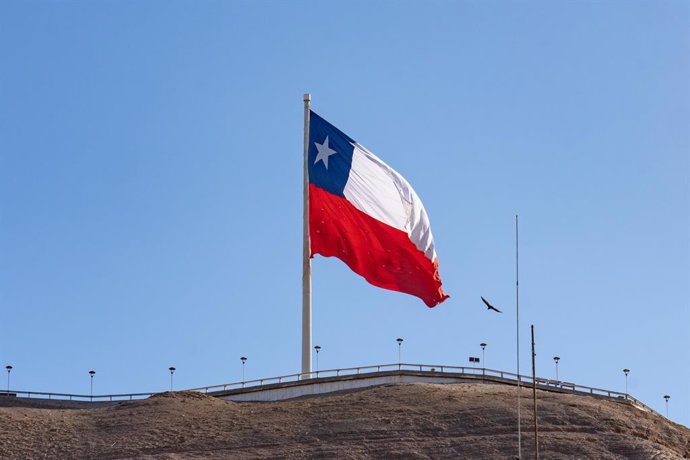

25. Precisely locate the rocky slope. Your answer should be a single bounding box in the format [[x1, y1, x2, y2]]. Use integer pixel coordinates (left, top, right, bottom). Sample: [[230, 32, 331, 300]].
[[0, 383, 687, 459]]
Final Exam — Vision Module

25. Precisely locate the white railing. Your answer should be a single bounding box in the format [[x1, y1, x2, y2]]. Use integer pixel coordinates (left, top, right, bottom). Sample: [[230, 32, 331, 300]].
[[0, 390, 154, 402], [0, 363, 662, 417]]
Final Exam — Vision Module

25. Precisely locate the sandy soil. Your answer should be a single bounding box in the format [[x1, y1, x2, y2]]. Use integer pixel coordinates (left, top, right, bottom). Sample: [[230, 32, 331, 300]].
[[0, 383, 687, 459]]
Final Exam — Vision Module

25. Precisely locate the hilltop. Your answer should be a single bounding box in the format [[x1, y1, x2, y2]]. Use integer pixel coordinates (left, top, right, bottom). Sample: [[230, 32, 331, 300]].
[[0, 383, 687, 459]]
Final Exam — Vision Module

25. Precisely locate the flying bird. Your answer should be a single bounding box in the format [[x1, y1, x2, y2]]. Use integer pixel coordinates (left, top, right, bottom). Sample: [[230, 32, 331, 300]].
[[481, 296, 503, 313]]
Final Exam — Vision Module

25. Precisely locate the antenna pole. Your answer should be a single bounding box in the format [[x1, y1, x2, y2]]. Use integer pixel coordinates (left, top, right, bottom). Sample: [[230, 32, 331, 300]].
[[516, 214, 522, 458], [302, 93, 312, 378], [531, 324, 539, 459]]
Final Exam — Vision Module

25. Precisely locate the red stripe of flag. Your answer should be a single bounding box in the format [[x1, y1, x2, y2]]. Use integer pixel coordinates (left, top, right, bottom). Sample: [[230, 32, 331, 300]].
[[309, 184, 448, 307]]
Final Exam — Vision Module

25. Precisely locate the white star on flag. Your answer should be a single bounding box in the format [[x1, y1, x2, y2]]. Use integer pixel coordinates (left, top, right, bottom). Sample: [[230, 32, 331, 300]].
[[314, 136, 337, 169]]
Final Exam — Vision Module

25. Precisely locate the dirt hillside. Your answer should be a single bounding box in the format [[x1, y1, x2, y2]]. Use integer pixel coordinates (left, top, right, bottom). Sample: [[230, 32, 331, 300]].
[[0, 383, 687, 459]]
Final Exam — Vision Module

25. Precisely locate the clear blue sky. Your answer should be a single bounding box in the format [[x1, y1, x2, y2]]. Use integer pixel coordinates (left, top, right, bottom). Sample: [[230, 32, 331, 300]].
[[1, 1, 688, 425]]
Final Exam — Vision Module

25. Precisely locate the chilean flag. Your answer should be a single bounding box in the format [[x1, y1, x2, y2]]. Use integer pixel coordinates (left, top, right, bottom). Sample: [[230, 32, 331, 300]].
[[308, 111, 449, 307]]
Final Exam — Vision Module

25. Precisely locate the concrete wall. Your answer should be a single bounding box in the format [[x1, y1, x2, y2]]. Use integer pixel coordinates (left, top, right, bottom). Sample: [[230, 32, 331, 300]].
[[218, 372, 482, 402], [214, 370, 652, 420]]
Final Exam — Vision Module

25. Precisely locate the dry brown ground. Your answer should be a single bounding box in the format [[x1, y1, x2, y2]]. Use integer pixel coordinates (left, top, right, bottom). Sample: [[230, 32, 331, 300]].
[[0, 383, 687, 459]]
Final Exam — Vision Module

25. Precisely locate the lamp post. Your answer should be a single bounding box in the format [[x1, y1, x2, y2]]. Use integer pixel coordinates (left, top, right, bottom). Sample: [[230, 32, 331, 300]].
[[664, 395, 670, 418], [396, 338, 404, 369], [5, 365, 12, 393], [240, 357, 247, 386], [88, 370, 96, 400], [169, 367, 176, 391], [623, 369, 630, 399], [480, 343, 487, 373], [314, 345, 321, 376], [553, 356, 560, 382]]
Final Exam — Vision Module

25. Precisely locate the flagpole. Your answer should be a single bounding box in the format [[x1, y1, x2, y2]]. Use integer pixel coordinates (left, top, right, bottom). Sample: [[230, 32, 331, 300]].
[[302, 93, 312, 378], [516, 214, 522, 459]]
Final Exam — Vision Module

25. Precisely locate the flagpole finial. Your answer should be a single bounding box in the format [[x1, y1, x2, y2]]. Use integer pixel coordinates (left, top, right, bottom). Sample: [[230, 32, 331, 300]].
[[304, 93, 311, 102]]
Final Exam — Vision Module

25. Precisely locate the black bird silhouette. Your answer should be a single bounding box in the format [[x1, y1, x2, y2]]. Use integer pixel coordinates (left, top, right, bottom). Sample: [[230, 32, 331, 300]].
[[481, 296, 503, 313]]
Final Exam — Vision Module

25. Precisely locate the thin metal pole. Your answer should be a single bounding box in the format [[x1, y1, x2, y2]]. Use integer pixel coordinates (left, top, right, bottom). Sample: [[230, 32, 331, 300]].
[[302, 93, 312, 379], [170, 373, 173, 391], [516, 214, 522, 459], [624, 369, 629, 399], [664, 396, 669, 418], [531, 325, 539, 459], [6, 369, 10, 393]]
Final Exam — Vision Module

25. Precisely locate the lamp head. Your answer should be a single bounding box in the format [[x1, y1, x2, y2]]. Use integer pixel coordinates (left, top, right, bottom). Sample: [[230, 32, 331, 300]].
[[89, 370, 96, 376], [553, 356, 560, 363], [169, 367, 176, 373], [5, 365, 12, 371], [314, 345, 321, 352], [396, 338, 404, 344], [480, 343, 487, 349], [240, 357, 247, 363], [664, 395, 670, 401], [623, 368, 630, 376]]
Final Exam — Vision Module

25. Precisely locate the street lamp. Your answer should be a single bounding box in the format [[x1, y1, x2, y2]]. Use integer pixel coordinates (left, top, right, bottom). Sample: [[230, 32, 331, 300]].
[[88, 370, 96, 400], [314, 345, 321, 375], [5, 365, 12, 393], [664, 395, 670, 418], [480, 343, 487, 372], [396, 338, 404, 369], [169, 367, 176, 392], [623, 369, 630, 398], [240, 357, 247, 386], [553, 356, 560, 382]]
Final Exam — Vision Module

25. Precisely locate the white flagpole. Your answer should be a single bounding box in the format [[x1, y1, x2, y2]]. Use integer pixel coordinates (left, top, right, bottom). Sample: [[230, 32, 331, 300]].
[[302, 93, 312, 378], [516, 214, 522, 458]]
